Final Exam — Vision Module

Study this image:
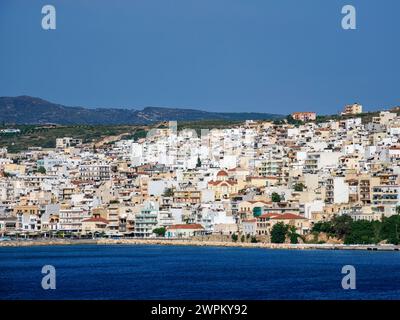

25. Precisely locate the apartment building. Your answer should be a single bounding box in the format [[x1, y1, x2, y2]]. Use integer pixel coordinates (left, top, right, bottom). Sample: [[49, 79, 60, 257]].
[[341, 103, 363, 115], [79, 164, 111, 181]]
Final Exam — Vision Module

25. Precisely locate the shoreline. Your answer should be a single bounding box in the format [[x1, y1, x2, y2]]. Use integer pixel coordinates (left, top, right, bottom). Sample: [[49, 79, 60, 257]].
[[0, 238, 399, 251]]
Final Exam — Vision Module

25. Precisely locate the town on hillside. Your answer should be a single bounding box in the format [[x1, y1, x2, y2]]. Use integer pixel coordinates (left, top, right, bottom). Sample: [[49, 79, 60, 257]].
[[1, 103, 400, 245]]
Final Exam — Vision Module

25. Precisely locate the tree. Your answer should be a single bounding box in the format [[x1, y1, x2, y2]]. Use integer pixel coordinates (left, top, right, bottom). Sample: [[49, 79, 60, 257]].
[[2, 172, 12, 178], [133, 129, 147, 141], [332, 215, 353, 239], [286, 115, 302, 126], [37, 166, 46, 174], [344, 220, 375, 244], [196, 156, 202, 168], [250, 236, 258, 243], [163, 188, 174, 197], [381, 215, 400, 245], [294, 183, 306, 192], [271, 222, 288, 243], [231, 234, 238, 242], [372, 220, 382, 244], [241, 235, 245, 242], [312, 221, 334, 235], [271, 192, 281, 203], [311, 213, 400, 245], [287, 225, 300, 244], [153, 227, 166, 237]]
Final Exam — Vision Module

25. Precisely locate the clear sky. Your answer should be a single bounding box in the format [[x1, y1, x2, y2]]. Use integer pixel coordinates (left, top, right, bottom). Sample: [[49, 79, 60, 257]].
[[0, 0, 399, 114]]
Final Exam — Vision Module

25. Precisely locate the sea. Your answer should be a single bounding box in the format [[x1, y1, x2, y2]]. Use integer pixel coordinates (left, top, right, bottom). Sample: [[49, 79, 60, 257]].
[[0, 244, 399, 300]]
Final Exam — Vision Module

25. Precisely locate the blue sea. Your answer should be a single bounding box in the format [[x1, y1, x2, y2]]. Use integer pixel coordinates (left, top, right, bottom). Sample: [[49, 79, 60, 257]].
[[0, 245, 399, 300]]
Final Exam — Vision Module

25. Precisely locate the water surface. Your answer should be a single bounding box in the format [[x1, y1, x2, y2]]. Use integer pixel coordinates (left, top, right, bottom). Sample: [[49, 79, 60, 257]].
[[0, 245, 399, 299]]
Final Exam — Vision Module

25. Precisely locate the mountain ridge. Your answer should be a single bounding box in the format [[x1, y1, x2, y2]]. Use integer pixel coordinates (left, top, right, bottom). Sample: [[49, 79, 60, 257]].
[[0, 96, 283, 125]]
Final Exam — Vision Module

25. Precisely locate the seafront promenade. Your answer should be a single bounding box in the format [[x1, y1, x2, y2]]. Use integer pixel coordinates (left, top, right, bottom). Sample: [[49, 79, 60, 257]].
[[0, 238, 399, 251]]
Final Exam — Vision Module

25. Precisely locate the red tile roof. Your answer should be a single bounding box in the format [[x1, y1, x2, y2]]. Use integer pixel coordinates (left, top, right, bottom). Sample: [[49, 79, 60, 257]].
[[258, 213, 306, 220], [208, 180, 237, 186], [271, 213, 306, 220]]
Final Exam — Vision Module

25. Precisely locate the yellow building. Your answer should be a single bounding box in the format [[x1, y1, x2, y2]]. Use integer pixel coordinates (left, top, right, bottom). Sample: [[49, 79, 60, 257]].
[[341, 103, 362, 115], [81, 217, 109, 234], [4, 163, 26, 175], [257, 213, 310, 236], [173, 190, 201, 205], [207, 170, 239, 200], [208, 180, 238, 200]]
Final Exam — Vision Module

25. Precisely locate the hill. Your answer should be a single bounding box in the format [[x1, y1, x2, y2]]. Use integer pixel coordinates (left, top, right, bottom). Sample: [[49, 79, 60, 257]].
[[0, 96, 283, 125]]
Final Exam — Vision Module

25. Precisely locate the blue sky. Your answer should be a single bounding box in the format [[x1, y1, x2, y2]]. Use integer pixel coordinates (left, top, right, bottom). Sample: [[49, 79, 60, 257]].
[[0, 0, 399, 114]]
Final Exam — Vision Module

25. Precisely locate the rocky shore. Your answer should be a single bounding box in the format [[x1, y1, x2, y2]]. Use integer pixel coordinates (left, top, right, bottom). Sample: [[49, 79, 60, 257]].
[[0, 238, 399, 251]]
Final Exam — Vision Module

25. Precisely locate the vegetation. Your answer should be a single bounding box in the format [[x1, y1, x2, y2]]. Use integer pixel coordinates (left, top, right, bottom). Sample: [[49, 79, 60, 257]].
[[270, 223, 301, 244], [314, 110, 393, 125], [344, 220, 379, 245], [250, 236, 258, 243], [380, 215, 400, 245], [0, 124, 143, 153], [153, 227, 166, 237], [294, 183, 306, 192], [2, 172, 13, 178], [273, 119, 285, 125], [196, 156, 202, 168], [311, 214, 400, 245], [271, 192, 281, 203], [37, 166, 46, 174], [130, 129, 147, 141], [285, 115, 303, 126], [231, 234, 238, 242], [331, 215, 353, 239], [312, 221, 335, 235], [270, 222, 289, 243], [163, 188, 174, 197], [287, 225, 300, 244]]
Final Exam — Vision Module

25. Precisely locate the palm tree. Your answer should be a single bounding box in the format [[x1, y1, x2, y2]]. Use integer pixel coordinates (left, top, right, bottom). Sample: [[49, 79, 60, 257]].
[[287, 225, 299, 244]]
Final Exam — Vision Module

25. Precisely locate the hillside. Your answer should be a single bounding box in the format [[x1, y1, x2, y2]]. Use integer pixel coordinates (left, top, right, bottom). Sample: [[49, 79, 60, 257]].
[[0, 96, 283, 125]]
